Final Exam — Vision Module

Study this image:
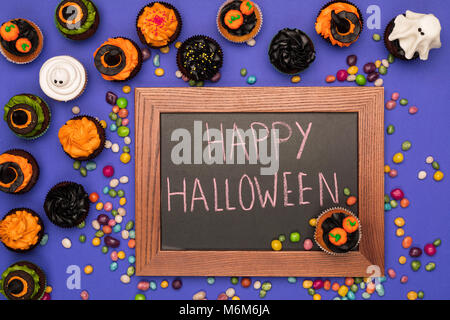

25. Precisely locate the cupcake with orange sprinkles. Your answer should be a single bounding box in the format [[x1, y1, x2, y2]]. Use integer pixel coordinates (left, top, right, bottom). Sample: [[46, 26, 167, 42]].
[[315, 0, 363, 47], [58, 115, 105, 161], [136, 2, 182, 49], [314, 207, 361, 255], [0, 149, 39, 195], [94, 37, 143, 82]]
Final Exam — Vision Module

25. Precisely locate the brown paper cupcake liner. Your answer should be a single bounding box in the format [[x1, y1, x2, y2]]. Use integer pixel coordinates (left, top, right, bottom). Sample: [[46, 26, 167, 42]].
[[314, 206, 362, 256], [1, 149, 40, 194], [0, 19, 43, 64], [216, 0, 263, 44], [1, 208, 44, 253], [59, 115, 106, 161], [136, 1, 182, 49], [10, 261, 47, 300]]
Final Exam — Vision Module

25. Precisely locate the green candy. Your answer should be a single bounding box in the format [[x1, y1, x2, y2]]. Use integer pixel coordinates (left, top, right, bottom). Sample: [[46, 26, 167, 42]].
[[289, 232, 300, 243], [433, 238, 442, 247], [387, 54, 395, 64], [240, 68, 247, 77], [73, 161, 81, 170], [207, 277, 215, 285], [117, 126, 130, 137], [307, 288, 315, 296], [127, 266, 135, 277], [135, 294, 146, 300], [372, 34, 381, 41], [432, 161, 440, 170], [116, 118, 122, 127], [354, 277, 363, 284], [350, 284, 358, 293], [117, 190, 125, 198], [287, 277, 297, 284], [384, 195, 390, 203], [111, 209, 118, 217], [196, 81, 204, 87], [123, 146, 130, 153], [80, 167, 87, 177], [189, 80, 196, 87], [79, 234, 86, 243], [77, 221, 86, 229], [355, 74, 366, 86], [390, 200, 398, 208], [40, 234, 49, 246], [386, 125, 395, 135], [401, 141, 412, 151], [261, 282, 272, 291], [101, 246, 109, 254], [278, 234, 286, 242], [95, 230, 104, 238], [117, 97, 128, 109], [231, 277, 239, 285], [259, 290, 267, 298], [86, 161, 97, 171], [425, 262, 436, 271], [399, 98, 408, 106], [109, 189, 117, 198], [411, 260, 421, 271], [417, 291, 424, 299], [343, 187, 351, 196], [125, 221, 134, 231], [109, 112, 118, 121], [378, 66, 388, 75]]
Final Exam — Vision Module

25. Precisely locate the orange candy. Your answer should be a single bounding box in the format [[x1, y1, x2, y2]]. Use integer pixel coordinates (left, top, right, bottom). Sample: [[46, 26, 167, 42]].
[[344, 277, 354, 286], [112, 106, 120, 113], [343, 216, 359, 233], [16, 38, 31, 53], [346, 196, 357, 206], [128, 239, 136, 249], [323, 280, 331, 291], [331, 282, 340, 291], [241, 277, 251, 288], [240, 1, 255, 15], [118, 109, 129, 118], [400, 198, 410, 208], [328, 227, 347, 246], [89, 192, 99, 203], [402, 236, 412, 249], [224, 10, 244, 29], [325, 75, 336, 83], [102, 225, 112, 234]]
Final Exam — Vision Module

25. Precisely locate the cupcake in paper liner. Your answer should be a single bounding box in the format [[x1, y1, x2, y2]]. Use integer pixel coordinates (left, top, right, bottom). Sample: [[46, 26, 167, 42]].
[[94, 37, 143, 82], [3, 94, 51, 140], [0, 208, 44, 253], [0, 149, 39, 195], [0, 19, 44, 64], [0, 261, 47, 300], [384, 10, 441, 61], [315, 0, 363, 47], [136, 2, 182, 49], [44, 181, 90, 228], [268, 28, 316, 75], [314, 207, 361, 255], [39, 55, 87, 102], [58, 115, 106, 161], [176, 35, 223, 82], [217, 0, 263, 43]]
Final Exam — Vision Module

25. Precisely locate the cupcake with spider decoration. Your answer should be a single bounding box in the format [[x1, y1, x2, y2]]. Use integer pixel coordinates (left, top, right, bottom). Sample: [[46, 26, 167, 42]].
[[0, 19, 43, 64], [314, 207, 361, 255], [315, 1, 363, 47], [384, 10, 441, 61], [54, 0, 100, 40], [0, 149, 39, 195], [217, 0, 262, 44], [0, 261, 46, 300]]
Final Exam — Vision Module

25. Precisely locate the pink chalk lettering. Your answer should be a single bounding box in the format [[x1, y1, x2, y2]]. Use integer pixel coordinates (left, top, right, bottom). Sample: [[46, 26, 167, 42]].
[[298, 172, 312, 205], [295, 122, 312, 160], [167, 177, 186, 212], [191, 178, 210, 212], [253, 174, 278, 208], [229, 123, 250, 161], [250, 122, 269, 161], [213, 178, 223, 212], [283, 171, 294, 207], [225, 178, 236, 211], [238, 174, 255, 211], [319, 172, 339, 207], [205, 122, 226, 161]]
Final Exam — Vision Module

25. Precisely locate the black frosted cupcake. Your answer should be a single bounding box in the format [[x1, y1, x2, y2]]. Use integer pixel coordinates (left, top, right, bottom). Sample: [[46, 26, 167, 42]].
[[44, 181, 90, 228], [0, 149, 39, 195], [177, 35, 223, 81], [3, 94, 51, 139], [54, 0, 100, 40], [0, 261, 46, 300], [268, 28, 315, 74]]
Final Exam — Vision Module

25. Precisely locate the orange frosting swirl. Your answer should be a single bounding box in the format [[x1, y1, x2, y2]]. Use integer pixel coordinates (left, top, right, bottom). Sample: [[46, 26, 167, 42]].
[[58, 117, 101, 158], [137, 3, 178, 47], [0, 210, 41, 250], [315, 2, 360, 47], [0, 154, 33, 192]]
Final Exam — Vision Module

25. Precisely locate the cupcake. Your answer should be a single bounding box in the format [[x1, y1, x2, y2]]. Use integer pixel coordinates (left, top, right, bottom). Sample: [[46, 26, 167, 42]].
[[0, 261, 46, 300], [0, 149, 39, 195], [44, 181, 90, 228], [94, 37, 143, 82], [58, 115, 105, 161], [0, 19, 43, 64], [315, 1, 363, 47], [177, 35, 223, 82], [268, 28, 316, 75], [384, 10, 441, 61], [0, 208, 44, 253], [54, 0, 100, 40], [314, 207, 361, 255], [136, 2, 182, 49], [217, 0, 262, 43], [39, 56, 87, 102], [3, 94, 51, 140]]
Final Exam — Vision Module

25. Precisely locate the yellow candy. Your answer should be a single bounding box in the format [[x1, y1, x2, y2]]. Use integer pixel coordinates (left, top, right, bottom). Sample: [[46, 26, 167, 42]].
[[120, 153, 131, 164], [96, 202, 103, 210], [347, 66, 358, 75], [384, 165, 391, 173], [271, 239, 282, 251], [337, 285, 348, 297], [394, 217, 405, 227], [313, 293, 321, 300], [92, 237, 101, 246], [393, 152, 404, 163], [396, 228, 405, 237], [117, 251, 126, 259], [308, 218, 317, 227], [175, 41, 182, 49], [398, 256, 407, 264], [375, 60, 382, 68], [155, 68, 165, 77], [119, 197, 127, 206], [122, 85, 131, 94], [407, 291, 418, 300], [45, 286, 53, 293], [84, 265, 93, 275], [99, 120, 107, 129], [160, 46, 170, 54], [291, 76, 301, 83], [232, 296, 240, 300], [161, 280, 169, 288], [302, 280, 313, 289], [433, 170, 444, 181]]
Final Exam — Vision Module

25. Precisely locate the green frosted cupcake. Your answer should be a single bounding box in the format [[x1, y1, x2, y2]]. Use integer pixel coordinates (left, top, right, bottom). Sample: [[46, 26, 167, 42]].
[[0, 261, 46, 300]]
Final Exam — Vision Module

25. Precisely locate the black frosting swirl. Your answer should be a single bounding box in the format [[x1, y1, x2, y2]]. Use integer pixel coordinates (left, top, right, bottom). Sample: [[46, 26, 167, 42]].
[[321, 212, 359, 253], [0, 19, 39, 56], [268, 28, 316, 74], [44, 182, 89, 228], [178, 36, 223, 81], [219, 0, 257, 36]]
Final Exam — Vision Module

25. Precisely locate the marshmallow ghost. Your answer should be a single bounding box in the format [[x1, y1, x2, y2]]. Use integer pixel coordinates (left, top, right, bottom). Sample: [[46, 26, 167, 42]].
[[388, 10, 441, 60]]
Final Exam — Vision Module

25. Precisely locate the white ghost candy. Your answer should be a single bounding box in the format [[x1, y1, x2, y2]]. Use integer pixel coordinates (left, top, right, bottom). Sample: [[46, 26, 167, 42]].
[[388, 10, 441, 60]]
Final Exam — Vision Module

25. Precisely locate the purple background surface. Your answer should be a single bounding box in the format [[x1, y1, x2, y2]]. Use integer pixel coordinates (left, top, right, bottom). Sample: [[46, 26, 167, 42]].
[[0, 0, 449, 300]]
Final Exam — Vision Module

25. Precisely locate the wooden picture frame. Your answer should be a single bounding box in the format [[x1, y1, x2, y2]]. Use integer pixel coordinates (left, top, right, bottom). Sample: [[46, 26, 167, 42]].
[[135, 87, 384, 277]]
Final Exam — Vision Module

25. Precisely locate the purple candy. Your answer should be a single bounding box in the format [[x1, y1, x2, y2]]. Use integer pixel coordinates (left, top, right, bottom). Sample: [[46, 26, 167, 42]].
[[367, 72, 380, 82], [346, 54, 357, 66], [97, 214, 109, 225], [104, 236, 120, 248], [141, 48, 151, 61], [211, 72, 221, 83], [106, 91, 118, 106], [363, 62, 376, 74], [409, 247, 422, 258]]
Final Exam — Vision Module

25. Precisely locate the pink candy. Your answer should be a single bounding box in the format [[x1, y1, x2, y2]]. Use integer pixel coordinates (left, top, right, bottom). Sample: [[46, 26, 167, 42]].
[[385, 100, 396, 110], [390, 188, 404, 200], [137, 281, 150, 291], [103, 165, 114, 178], [80, 290, 89, 300], [391, 92, 400, 101], [111, 250, 118, 261], [336, 69, 348, 82], [41, 293, 51, 300], [104, 202, 113, 212], [389, 169, 398, 178], [424, 243, 437, 256], [409, 106, 418, 114], [122, 118, 130, 126], [108, 219, 116, 227], [303, 238, 313, 251], [387, 268, 396, 279]]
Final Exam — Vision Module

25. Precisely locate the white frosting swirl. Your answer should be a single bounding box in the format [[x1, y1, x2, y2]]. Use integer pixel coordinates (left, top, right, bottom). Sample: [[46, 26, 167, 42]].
[[39, 56, 87, 102], [388, 10, 441, 60]]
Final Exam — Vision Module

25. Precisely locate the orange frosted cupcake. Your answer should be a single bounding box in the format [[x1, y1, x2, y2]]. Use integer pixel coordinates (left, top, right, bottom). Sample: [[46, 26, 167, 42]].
[[136, 2, 182, 49], [58, 115, 105, 161], [0, 149, 39, 195], [0, 208, 44, 253]]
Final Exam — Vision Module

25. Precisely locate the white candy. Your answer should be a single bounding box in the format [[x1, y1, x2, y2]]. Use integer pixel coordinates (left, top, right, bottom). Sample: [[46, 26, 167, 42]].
[[374, 78, 384, 87], [175, 70, 182, 78], [124, 137, 131, 145], [91, 220, 100, 230], [426, 156, 434, 163], [225, 287, 235, 298], [381, 59, 390, 68], [246, 39, 256, 47], [120, 274, 131, 284], [119, 176, 129, 184], [111, 143, 120, 153], [105, 140, 112, 149], [109, 179, 119, 188], [115, 215, 123, 224], [253, 281, 261, 290], [347, 75, 356, 82], [118, 207, 126, 216], [418, 170, 427, 180], [62, 238, 72, 249], [72, 106, 80, 115], [121, 230, 129, 240], [193, 291, 206, 300]]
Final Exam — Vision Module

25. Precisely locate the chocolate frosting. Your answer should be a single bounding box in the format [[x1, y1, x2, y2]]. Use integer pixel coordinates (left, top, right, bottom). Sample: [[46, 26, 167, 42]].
[[0, 19, 38, 56], [178, 36, 223, 81], [44, 182, 89, 228], [321, 212, 359, 253], [219, 0, 257, 36], [269, 28, 316, 74], [3, 270, 35, 300], [0, 162, 24, 193]]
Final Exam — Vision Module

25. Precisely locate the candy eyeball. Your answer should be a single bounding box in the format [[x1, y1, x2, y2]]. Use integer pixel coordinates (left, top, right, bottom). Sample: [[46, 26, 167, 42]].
[[51, 67, 70, 87]]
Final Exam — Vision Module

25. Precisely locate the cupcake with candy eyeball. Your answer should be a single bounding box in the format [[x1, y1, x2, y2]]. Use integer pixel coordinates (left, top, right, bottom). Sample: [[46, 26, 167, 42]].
[[384, 10, 441, 61]]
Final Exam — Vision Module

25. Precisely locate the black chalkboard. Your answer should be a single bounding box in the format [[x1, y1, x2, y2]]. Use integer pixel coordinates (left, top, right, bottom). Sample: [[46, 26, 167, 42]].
[[160, 112, 358, 251]]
